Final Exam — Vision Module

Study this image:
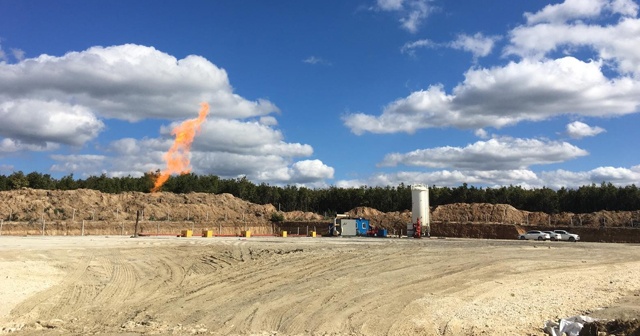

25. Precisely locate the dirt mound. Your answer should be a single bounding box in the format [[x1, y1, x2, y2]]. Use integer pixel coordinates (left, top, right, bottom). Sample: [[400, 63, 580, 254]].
[[347, 206, 411, 228], [0, 188, 288, 225], [282, 210, 324, 221], [579, 319, 640, 336], [432, 203, 524, 223], [356, 204, 639, 229]]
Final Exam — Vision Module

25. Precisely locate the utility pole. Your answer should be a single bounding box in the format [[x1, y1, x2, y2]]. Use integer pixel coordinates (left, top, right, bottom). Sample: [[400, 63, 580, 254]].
[[134, 210, 140, 237]]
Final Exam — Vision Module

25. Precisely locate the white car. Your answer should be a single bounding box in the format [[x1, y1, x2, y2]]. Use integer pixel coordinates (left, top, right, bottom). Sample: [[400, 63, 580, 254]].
[[518, 230, 551, 241], [543, 231, 562, 241], [553, 230, 580, 242]]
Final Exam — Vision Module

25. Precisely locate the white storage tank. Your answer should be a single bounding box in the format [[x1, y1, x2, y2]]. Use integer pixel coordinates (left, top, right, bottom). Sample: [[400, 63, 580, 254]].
[[411, 184, 430, 234]]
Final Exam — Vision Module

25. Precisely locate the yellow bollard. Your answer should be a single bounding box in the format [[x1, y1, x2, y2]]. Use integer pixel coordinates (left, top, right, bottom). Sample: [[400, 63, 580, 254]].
[[181, 229, 193, 238], [241, 230, 251, 238], [202, 230, 213, 238], [310, 231, 316, 238], [281, 231, 287, 237]]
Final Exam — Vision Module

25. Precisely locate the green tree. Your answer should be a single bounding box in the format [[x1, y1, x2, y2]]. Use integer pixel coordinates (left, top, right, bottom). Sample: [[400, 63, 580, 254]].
[[270, 212, 284, 222], [57, 174, 77, 190], [8, 171, 29, 189], [26, 172, 55, 190], [0, 175, 8, 191]]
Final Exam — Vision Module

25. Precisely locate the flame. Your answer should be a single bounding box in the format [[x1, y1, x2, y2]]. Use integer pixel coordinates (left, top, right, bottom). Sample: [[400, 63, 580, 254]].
[[152, 102, 209, 192]]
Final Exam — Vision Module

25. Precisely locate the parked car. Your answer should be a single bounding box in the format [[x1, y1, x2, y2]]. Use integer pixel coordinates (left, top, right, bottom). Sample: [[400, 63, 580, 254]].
[[553, 230, 580, 242], [518, 230, 551, 241], [543, 231, 562, 241]]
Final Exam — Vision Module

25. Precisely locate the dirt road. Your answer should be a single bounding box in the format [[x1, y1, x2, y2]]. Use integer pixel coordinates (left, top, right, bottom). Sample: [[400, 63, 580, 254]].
[[1, 236, 639, 335]]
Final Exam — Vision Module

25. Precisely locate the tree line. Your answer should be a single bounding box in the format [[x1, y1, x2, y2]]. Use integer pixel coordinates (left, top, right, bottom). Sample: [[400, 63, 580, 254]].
[[1, 171, 639, 215]]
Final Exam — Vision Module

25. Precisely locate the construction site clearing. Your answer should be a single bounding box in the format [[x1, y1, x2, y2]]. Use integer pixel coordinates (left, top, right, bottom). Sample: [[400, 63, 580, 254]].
[[1, 188, 640, 335], [1, 235, 640, 336]]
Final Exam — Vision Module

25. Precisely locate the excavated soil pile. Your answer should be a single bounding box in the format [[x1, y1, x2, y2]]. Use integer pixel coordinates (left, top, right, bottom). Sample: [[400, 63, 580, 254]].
[[351, 203, 639, 229], [579, 319, 640, 336], [0, 188, 325, 223], [0, 189, 322, 236]]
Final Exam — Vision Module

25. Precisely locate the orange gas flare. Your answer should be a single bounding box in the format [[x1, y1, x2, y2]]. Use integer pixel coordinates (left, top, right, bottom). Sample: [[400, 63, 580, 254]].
[[152, 102, 209, 192]]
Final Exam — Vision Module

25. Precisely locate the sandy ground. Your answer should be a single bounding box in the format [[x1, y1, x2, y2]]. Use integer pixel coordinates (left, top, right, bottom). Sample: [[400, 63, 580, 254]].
[[0, 236, 639, 335]]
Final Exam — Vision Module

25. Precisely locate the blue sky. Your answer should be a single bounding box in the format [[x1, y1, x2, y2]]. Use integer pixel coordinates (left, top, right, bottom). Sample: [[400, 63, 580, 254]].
[[1, 0, 639, 189]]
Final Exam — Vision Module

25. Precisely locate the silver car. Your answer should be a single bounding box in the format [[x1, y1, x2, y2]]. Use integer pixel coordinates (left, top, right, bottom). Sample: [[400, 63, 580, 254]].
[[553, 230, 580, 242], [518, 230, 551, 241]]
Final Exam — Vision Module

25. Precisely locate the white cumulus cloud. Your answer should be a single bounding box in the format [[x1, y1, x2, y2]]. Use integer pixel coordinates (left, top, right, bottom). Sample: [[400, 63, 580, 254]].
[[50, 154, 106, 175], [0, 138, 59, 154], [540, 165, 640, 188], [343, 57, 640, 134], [1, 44, 334, 185], [474, 129, 489, 139], [449, 33, 501, 59], [402, 33, 499, 59], [375, 0, 433, 33], [289, 160, 335, 183], [507, 1, 640, 76], [336, 164, 640, 189], [524, 0, 610, 24], [379, 137, 588, 170], [71, 118, 328, 184], [338, 169, 541, 189], [0, 100, 104, 147], [0, 44, 279, 122], [566, 121, 606, 138], [353, 0, 640, 135]]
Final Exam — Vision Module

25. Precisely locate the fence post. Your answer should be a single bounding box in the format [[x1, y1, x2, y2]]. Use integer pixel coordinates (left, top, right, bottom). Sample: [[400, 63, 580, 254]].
[[157, 221, 159, 236], [0, 219, 3, 236], [121, 221, 124, 236], [42, 214, 45, 236], [82, 220, 85, 236]]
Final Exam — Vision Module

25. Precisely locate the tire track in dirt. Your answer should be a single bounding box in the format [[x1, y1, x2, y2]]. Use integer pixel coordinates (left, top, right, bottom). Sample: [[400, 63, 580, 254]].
[[9, 253, 94, 321], [92, 253, 138, 328], [6, 237, 640, 336], [41, 257, 111, 321], [198, 242, 443, 335]]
